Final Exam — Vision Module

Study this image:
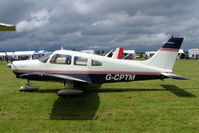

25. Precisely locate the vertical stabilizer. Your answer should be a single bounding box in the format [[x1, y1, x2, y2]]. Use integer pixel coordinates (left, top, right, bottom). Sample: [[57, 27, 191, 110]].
[[143, 36, 184, 70], [112, 47, 124, 59]]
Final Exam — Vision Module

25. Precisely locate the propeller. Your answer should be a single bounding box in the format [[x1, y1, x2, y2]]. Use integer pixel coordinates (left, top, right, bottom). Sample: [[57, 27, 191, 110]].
[[0, 51, 9, 63], [0, 51, 15, 68], [4, 51, 9, 63]]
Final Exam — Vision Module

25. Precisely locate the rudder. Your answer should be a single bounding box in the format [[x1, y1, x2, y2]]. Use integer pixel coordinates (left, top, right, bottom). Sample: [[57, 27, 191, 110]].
[[143, 36, 184, 70]]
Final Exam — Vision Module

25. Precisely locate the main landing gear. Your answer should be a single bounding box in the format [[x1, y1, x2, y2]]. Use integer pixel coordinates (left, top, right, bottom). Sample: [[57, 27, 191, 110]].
[[57, 81, 83, 96], [19, 80, 39, 92], [18, 80, 82, 96]]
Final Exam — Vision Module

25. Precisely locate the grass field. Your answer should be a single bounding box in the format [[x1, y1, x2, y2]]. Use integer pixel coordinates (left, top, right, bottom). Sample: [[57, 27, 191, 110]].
[[0, 60, 199, 133]]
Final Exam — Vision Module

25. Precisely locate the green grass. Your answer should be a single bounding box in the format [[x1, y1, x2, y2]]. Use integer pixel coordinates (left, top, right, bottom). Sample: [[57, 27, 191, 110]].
[[0, 60, 199, 133]]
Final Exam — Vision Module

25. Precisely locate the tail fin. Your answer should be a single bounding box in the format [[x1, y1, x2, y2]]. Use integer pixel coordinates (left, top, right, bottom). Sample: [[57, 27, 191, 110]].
[[143, 36, 184, 70], [105, 49, 113, 57], [112, 47, 124, 59]]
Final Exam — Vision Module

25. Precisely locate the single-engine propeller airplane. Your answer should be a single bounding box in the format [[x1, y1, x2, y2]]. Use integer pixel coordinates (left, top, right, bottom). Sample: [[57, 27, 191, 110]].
[[10, 36, 189, 96]]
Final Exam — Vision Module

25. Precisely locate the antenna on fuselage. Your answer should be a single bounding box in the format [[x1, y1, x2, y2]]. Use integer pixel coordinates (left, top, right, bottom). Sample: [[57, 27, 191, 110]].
[[61, 46, 64, 50]]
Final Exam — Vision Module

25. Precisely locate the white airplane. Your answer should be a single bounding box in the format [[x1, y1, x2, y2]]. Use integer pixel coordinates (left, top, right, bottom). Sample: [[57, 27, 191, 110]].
[[10, 36, 189, 95]]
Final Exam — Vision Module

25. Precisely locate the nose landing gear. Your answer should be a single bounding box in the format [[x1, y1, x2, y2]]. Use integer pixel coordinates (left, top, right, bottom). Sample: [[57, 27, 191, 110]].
[[19, 80, 39, 92]]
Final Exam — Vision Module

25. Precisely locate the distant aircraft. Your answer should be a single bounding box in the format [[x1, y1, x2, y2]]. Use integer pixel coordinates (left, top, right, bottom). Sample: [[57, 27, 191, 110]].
[[105, 48, 135, 60], [10, 36, 189, 96], [105, 47, 124, 59]]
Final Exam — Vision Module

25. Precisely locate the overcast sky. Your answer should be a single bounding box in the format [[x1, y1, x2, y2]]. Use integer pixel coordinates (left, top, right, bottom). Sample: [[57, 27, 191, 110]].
[[0, 0, 199, 51]]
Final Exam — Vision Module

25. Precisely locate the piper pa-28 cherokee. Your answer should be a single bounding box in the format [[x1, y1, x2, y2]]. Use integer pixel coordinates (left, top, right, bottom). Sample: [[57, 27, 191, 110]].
[[11, 36, 189, 96]]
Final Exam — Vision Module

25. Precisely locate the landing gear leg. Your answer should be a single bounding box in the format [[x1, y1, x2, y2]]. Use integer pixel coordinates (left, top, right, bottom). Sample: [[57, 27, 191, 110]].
[[19, 80, 39, 92], [57, 81, 83, 96]]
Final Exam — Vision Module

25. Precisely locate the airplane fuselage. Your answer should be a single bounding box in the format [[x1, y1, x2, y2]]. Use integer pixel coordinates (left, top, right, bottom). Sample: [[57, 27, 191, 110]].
[[11, 50, 171, 84]]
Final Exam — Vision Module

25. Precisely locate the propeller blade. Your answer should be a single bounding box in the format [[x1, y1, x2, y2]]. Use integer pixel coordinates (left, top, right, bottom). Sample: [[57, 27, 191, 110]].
[[4, 52, 9, 63]]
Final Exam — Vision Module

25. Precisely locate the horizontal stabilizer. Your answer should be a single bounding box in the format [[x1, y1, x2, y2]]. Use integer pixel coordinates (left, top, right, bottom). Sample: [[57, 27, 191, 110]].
[[161, 73, 190, 80]]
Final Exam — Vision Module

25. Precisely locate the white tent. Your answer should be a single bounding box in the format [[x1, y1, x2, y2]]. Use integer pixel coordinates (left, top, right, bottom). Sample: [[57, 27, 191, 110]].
[[188, 48, 199, 59], [123, 50, 136, 59], [145, 51, 157, 59]]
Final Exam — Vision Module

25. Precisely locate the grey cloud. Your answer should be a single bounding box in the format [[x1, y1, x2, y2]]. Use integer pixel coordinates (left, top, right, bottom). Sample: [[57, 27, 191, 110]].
[[0, 0, 199, 51]]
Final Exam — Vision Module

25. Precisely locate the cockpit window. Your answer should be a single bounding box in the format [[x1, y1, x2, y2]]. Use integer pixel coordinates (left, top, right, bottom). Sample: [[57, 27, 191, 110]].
[[91, 60, 102, 66], [50, 54, 72, 65], [38, 53, 52, 63], [74, 56, 88, 66]]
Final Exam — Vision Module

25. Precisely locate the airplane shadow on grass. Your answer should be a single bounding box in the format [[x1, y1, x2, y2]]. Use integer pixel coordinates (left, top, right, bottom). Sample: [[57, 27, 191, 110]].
[[161, 85, 196, 97], [48, 84, 196, 120], [50, 85, 101, 120]]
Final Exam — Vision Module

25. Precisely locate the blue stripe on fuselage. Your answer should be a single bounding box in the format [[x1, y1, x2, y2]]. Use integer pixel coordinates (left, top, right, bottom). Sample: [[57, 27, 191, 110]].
[[14, 72, 163, 84]]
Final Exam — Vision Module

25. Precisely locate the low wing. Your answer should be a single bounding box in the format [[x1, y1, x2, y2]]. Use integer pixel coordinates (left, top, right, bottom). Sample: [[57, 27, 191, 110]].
[[19, 73, 89, 83], [161, 73, 190, 80], [0, 23, 16, 31]]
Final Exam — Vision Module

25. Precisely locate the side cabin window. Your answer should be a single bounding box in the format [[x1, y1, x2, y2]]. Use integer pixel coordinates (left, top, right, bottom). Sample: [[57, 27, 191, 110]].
[[91, 60, 102, 66], [50, 54, 72, 65], [74, 56, 88, 66]]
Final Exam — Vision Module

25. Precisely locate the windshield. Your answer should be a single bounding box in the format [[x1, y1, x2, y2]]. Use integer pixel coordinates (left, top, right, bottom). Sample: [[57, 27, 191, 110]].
[[38, 53, 52, 63]]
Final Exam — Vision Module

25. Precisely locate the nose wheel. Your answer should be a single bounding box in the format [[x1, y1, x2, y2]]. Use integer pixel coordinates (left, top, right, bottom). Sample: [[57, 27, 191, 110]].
[[19, 80, 39, 92]]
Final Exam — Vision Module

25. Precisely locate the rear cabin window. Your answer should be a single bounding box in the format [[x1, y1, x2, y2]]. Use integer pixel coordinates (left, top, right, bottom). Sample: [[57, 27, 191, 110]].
[[91, 60, 102, 66], [74, 56, 88, 66], [50, 54, 72, 65]]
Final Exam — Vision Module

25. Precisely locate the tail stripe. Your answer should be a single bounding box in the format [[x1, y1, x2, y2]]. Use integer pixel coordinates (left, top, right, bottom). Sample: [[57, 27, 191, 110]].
[[159, 48, 179, 52]]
